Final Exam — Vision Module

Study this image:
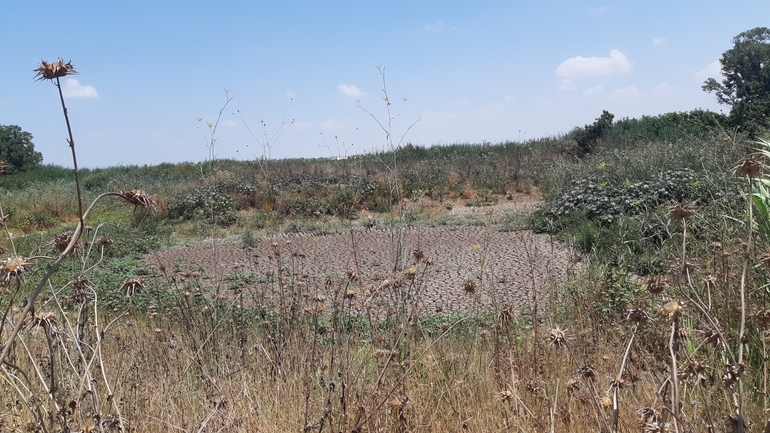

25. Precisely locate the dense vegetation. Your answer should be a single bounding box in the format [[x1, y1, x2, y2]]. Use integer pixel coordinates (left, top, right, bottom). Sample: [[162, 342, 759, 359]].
[[3, 106, 770, 431]]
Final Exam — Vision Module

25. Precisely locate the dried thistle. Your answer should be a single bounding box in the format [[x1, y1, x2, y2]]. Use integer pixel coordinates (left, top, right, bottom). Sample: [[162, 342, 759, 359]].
[[118, 189, 156, 211], [645, 276, 668, 295], [734, 155, 764, 177], [53, 231, 77, 253], [98, 235, 114, 248], [548, 326, 569, 349], [626, 308, 650, 325], [723, 363, 745, 387], [660, 300, 685, 317], [33, 59, 78, 81], [23, 312, 58, 330], [70, 273, 91, 303], [669, 200, 697, 221], [566, 379, 583, 396], [412, 249, 425, 261], [374, 349, 398, 361], [579, 365, 598, 381], [122, 278, 146, 297], [498, 390, 514, 402], [1, 255, 34, 284], [463, 279, 477, 293]]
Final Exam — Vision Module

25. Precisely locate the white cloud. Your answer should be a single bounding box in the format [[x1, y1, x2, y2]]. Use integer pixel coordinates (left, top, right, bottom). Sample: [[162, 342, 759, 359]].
[[695, 60, 723, 83], [450, 98, 470, 107], [223, 120, 238, 128], [475, 103, 506, 118], [337, 84, 366, 97], [422, 110, 461, 122], [425, 21, 444, 32], [555, 50, 632, 78], [321, 119, 343, 129], [582, 85, 604, 97], [589, 6, 607, 14], [607, 86, 639, 102], [61, 78, 98, 98], [286, 90, 296, 98], [653, 37, 667, 45], [558, 78, 576, 91], [504, 95, 516, 103]]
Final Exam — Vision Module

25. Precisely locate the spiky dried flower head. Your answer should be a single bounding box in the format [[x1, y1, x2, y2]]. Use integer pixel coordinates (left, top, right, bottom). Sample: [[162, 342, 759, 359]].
[[548, 326, 569, 349], [498, 390, 514, 402], [566, 379, 583, 396], [24, 312, 58, 330], [723, 363, 745, 387], [659, 300, 684, 317], [734, 155, 764, 177], [97, 235, 114, 248], [579, 365, 598, 381], [122, 278, 145, 296], [1, 255, 34, 284], [118, 189, 156, 211], [34, 59, 78, 81], [405, 267, 418, 278], [70, 273, 91, 304], [668, 200, 697, 221], [53, 231, 77, 253], [645, 276, 668, 295], [626, 308, 649, 325], [463, 279, 477, 293]]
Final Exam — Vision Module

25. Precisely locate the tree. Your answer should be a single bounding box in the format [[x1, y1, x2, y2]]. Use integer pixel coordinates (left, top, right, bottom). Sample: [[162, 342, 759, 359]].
[[0, 124, 43, 173], [573, 110, 614, 155], [702, 27, 770, 131]]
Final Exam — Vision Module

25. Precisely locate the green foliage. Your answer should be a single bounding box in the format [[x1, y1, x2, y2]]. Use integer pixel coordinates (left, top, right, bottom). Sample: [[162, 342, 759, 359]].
[[0, 125, 43, 173], [611, 109, 729, 144], [568, 110, 615, 155], [168, 184, 237, 226], [702, 27, 770, 132]]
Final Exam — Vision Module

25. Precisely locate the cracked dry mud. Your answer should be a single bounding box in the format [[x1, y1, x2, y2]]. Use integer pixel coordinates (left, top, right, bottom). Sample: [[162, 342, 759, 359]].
[[143, 199, 575, 316]]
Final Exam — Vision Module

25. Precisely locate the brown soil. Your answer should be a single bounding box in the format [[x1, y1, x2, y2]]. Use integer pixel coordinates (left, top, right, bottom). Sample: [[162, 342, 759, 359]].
[[142, 194, 574, 316]]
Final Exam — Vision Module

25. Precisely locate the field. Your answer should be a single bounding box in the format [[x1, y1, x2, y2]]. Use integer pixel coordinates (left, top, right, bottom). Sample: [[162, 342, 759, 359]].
[[2, 110, 770, 432]]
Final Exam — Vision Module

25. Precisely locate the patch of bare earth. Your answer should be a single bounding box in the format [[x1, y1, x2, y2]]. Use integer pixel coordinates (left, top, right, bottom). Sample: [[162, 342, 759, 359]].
[[143, 193, 574, 316]]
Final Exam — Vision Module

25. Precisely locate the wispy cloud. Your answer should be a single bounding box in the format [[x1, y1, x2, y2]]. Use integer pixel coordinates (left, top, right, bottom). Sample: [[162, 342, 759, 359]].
[[425, 21, 444, 32], [695, 60, 723, 83], [337, 84, 366, 97], [61, 78, 98, 98], [607, 86, 639, 102], [653, 37, 667, 45], [286, 90, 296, 98], [450, 98, 470, 107], [558, 78, 576, 91], [223, 120, 238, 128], [582, 85, 604, 97], [555, 50, 632, 78], [589, 6, 608, 15]]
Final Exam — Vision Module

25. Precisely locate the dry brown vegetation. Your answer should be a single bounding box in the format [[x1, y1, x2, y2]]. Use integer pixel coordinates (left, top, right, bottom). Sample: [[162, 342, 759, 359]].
[[3, 60, 770, 432]]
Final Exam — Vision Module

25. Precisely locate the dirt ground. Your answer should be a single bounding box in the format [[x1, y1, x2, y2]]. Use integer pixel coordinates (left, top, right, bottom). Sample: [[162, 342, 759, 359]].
[[142, 194, 575, 316]]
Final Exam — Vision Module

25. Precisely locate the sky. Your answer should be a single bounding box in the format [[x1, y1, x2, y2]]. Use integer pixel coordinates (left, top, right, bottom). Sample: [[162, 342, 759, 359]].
[[1, 1, 768, 168]]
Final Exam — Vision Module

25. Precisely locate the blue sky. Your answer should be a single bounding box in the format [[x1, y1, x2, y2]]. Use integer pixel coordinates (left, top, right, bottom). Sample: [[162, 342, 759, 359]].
[[1, 1, 768, 168]]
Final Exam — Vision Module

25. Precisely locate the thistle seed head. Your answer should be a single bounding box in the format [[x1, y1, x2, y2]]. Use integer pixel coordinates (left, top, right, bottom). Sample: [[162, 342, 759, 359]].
[[34, 59, 78, 81]]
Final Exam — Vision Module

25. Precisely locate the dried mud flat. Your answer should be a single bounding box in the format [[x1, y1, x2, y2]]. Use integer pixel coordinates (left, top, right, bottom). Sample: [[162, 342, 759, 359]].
[[143, 199, 575, 316]]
